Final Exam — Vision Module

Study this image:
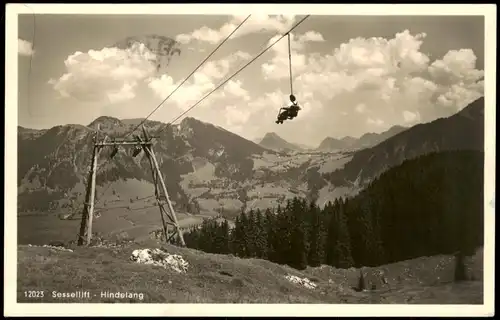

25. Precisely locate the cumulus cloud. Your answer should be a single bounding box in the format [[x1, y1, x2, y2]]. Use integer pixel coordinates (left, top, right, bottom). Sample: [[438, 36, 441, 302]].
[[256, 29, 438, 131], [298, 31, 325, 43], [49, 43, 157, 103], [428, 49, 484, 85], [150, 26, 483, 142], [355, 103, 366, 114], [19, 38, 34, 56], [255, 28, 483, 136], [223, 80, 251, 101], [225, 105, 251, 126], [176, 28, 482, 140], [261, 31, 325, 81], [147, 51, 251, 109], [402, 77, 438, 97], [279, 30, 430, 90], [176, 15, 297, 44], [403, 110, 421, 123], [436, 83, 484, 110], [429, 49, 484, 110], [367, 118, 385, 127]]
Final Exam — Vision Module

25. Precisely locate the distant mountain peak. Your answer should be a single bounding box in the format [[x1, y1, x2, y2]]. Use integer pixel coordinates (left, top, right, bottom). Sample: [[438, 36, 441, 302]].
[[325, 97, 484, 187], [354, 125, 408, 149], [264, 132, 280, 138], [18, 125, 38, 132], [260, 132, 288, 144], [180, 116, 197, 124], [316, 125, 409, 152], [88, 116, 123, 129], [387, 125, 406, 133], [179, 117, 234, 136], [316, 137, 347, 151], [341, 135, 356, 141], [259, 132, 303, 152]]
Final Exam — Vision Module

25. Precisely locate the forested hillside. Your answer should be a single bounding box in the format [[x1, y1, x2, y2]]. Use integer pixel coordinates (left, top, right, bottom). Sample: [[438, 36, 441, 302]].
[[183, 150, 484, 270]]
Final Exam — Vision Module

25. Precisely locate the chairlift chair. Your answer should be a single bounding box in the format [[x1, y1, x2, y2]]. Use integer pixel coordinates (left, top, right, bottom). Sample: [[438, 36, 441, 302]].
[[275, 34, 303, 124]]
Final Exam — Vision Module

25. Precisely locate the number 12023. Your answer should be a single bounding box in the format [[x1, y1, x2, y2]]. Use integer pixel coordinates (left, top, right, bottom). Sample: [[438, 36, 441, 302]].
[[24, 291, 45, 298]]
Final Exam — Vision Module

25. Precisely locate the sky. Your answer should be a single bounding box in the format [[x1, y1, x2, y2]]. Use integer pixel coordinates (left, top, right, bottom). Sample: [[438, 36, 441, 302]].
[[17, 13, 485, 147]]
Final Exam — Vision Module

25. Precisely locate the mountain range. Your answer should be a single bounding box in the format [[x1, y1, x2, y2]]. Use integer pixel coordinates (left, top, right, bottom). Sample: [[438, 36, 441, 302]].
[[255, 125, 408, 152], [17, 97, 485, 242], [316, 125, 408, 152], [257, 132, 306, 152], [324, 97, 485, 187]]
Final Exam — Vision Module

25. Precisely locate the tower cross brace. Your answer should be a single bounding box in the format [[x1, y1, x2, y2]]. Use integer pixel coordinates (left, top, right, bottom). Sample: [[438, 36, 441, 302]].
[[77, 125, 186, 247]]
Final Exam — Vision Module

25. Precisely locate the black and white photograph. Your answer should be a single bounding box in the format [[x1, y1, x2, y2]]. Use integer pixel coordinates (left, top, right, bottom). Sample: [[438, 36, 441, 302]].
[[5, 3, 495, 317]]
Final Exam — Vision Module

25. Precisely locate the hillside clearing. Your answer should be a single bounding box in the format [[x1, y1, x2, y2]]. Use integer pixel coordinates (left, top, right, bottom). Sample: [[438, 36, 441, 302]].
[[17, 209, 209, 246], [17, 243, 483, 304]]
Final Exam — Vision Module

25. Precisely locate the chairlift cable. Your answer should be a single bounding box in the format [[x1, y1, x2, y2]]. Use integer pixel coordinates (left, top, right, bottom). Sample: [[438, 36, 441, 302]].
[[122, 14, 252, 141], [69, 16, 252, 220], [94, 14, 251, 176], [72, 15, 310, 222], [288, 33, 293, 97]]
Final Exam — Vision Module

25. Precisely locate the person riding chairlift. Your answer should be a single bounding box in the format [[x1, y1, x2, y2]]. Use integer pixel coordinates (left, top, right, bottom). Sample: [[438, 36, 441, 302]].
[[276, 95, 301, 124]]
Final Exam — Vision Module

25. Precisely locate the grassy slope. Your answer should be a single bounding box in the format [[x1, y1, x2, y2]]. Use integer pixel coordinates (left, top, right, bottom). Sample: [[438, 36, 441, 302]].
[[18, 242, 483, 304], [18, 209, 207, 245]]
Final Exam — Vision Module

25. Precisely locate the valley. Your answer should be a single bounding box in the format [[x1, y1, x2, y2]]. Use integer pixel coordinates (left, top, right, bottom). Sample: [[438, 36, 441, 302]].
[[17, 97, 484, 248]]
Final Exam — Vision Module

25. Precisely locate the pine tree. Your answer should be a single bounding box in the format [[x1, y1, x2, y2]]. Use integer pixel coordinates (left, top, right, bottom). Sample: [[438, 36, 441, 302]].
[[274, 204, 292, 265], [264, 208, 277, 262], [454, 251, 468, 282], [335, 198, 354, 268], [356, 270, 366, 292], [239, 210, 251, 257], [317, 203, 330, 265], [184, 226, 201, 250], [212, 219, 220, 253], [246, 209, 257, 257], [290, 223, 308, 270], [289, 197, 308, 270], [307, 201, 323, 267], [217, 219, 230, 254], [254, 209, 268, 259], [198, 219, 209, 252], [348, 197, 385, 267], [231, 213, 246, 257], [326, 201, 339, 267]]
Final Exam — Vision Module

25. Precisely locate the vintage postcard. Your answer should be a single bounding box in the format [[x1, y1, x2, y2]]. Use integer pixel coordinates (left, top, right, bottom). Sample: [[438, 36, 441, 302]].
[[4, 3, 496, 317]]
